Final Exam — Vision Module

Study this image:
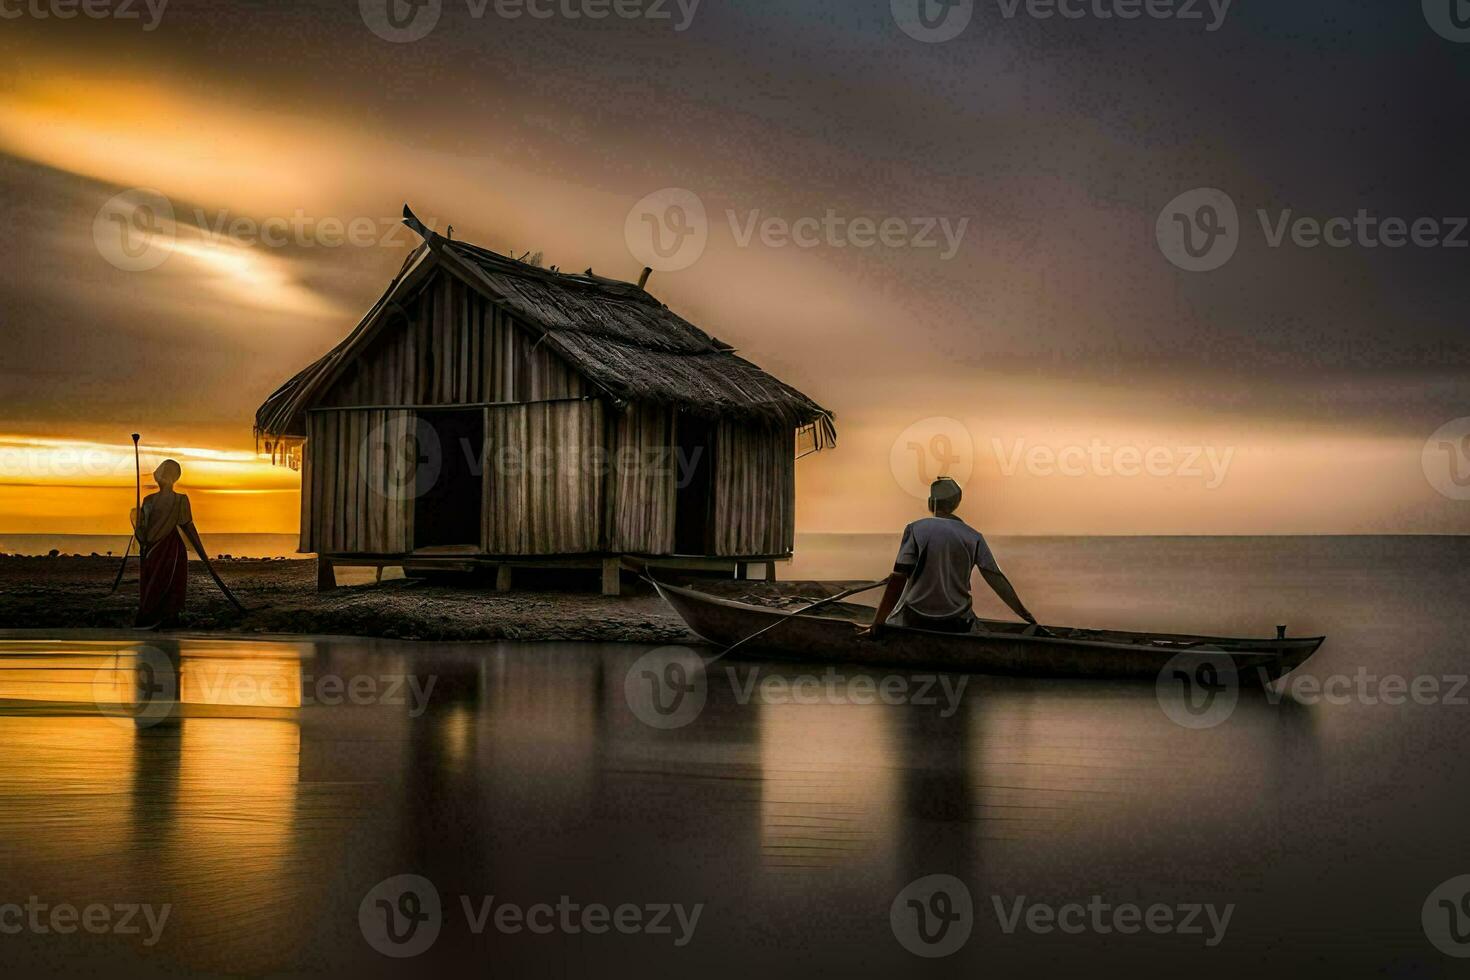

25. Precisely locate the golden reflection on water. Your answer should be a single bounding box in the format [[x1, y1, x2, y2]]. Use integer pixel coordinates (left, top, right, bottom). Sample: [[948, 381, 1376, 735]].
[[0, 638, 310, 972]]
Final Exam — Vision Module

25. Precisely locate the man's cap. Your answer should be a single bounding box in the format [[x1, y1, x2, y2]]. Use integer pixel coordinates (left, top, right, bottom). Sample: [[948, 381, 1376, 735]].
[[929, 477, 962, 506]]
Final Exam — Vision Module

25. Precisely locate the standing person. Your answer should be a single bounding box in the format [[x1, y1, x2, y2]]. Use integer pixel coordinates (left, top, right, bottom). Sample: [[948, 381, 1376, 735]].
[[858, 477, 1037, 636], [131, 459, 210, 629]]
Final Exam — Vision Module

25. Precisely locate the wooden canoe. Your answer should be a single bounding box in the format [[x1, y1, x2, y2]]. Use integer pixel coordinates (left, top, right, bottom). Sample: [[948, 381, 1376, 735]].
[[651, 579, 1324, 684]]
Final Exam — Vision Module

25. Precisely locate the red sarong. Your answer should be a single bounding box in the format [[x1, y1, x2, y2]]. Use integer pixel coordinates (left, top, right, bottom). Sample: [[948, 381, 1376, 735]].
[[136, 530, 187, 629]]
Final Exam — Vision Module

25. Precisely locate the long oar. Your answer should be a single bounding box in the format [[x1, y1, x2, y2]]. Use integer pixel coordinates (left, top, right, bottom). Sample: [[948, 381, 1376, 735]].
[[194, 550, 255, 613], [108, 433, 142, 595], [718, 579, 888, 658]]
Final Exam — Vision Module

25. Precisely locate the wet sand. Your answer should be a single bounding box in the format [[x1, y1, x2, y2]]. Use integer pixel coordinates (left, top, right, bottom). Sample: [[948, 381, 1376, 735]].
[[0, 555, 861, 642]]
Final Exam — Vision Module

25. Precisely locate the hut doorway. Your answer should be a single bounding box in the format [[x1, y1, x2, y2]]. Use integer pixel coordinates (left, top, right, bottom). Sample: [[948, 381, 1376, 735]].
[[674, 415, 715, 555], [414, 408, 483, 550]]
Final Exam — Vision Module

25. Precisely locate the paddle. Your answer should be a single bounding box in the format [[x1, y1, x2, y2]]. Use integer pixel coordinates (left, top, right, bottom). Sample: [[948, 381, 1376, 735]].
[[108, 433, 142, 595], [717, 579, 889, 658]]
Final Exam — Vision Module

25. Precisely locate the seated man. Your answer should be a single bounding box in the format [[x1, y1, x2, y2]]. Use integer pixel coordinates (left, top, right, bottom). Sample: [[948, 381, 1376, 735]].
[[859, 477, 1036, 636]]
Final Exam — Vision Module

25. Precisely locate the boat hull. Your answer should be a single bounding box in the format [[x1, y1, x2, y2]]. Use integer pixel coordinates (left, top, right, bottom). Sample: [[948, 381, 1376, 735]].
[[652, 580, 1324, 684]]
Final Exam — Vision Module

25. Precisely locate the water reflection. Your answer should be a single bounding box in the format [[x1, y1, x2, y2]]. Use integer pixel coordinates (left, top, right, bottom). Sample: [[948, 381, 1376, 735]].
[[0, 631, 1453, 979]]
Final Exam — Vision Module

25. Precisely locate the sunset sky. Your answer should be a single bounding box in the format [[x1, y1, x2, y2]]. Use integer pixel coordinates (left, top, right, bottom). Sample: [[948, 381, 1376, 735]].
[[2, 1, 1467, 537]]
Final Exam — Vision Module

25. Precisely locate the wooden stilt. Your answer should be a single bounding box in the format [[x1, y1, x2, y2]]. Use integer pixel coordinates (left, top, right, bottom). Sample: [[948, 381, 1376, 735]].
[[601, 557, 622, 597], [316, 556, 336, 592], [734, 561, 747, 580], [764, 560, 777, 582], [496, 565, 513, 591]]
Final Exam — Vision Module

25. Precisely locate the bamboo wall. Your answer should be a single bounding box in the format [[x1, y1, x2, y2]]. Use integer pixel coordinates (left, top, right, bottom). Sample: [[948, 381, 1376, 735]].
[[321, 272, 586, 407], [712, 421, 795, 556], [302, 409, 414, 554], [605, 403, 677, 554], [482, 400, 605, 555]]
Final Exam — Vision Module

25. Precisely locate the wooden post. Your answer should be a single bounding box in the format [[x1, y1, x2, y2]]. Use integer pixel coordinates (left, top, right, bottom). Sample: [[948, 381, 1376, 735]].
[[764, 561, 777, 582], [495, 565, 513, 592], [734, 561, 747, 580], [316, 556, 336, 592], [601, 557, 622, 597]]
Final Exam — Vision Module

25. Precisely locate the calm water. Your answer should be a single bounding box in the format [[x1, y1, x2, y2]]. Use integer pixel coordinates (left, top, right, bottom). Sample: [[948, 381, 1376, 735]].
[[1, 536, 1468, 977]]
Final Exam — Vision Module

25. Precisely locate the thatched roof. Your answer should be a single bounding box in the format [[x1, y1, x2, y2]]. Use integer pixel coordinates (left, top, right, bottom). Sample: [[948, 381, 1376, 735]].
[[255, 209, 835, 448]]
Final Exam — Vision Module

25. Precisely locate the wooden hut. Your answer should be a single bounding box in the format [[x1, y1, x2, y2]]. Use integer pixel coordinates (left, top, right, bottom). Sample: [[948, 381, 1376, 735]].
[[254, 207, 835, 593]]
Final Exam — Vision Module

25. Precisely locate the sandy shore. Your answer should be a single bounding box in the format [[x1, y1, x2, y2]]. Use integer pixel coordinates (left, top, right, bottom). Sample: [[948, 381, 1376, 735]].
[[0, 555, 860, 643]]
